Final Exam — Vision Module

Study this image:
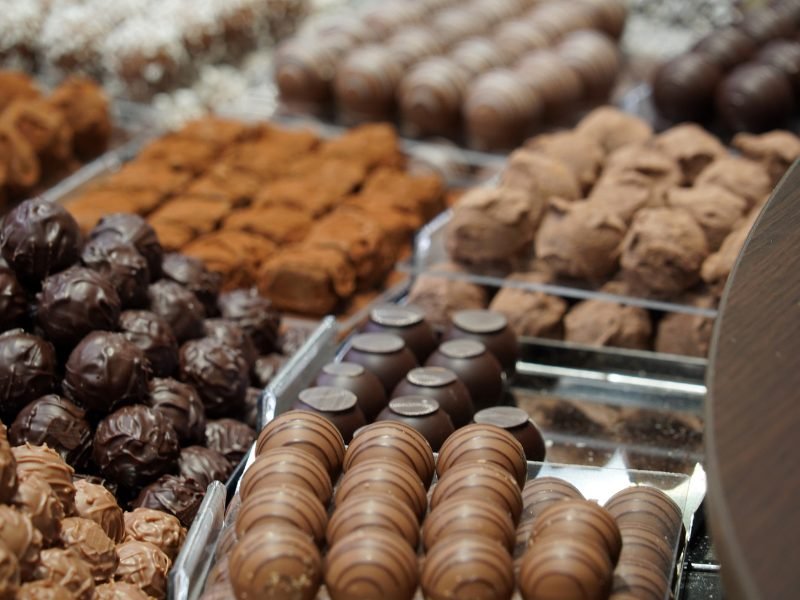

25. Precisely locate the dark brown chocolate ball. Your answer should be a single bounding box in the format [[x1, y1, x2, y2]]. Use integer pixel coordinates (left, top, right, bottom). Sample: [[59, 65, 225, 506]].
[[694, 28, 757, 70], [93, 405, 180, 489], [148, 280, 204, 343], [293, 386, 366, 444], [161, 253, 221, 317], [80, 238, 150, 309], [133, 474, 204, 527], [118, 310, 179, 378], [653, 53, 723, 122], [204, 418, 256, 465], [474, 406, 546, 462], [391, 367, 474, 428], [203, 319, 257, 369], [425, 340, 504, 411], [0, 266, 27, 331], [376, 396, 454, 452], [63, 331, 151, 415], [0, 198, 80, 287], [36, 266, 121, 349], [217, 288, 280, 355], [445, 309, 519, 375], [758, 39, 800, 96], [314, 362, 387, 422], [178, 446, 232, 489], [0, 329, 56, 418], [146, 377, 206, 445], [342, 333, 418, 395], [90, 214, 163, 278], [363, 305, 438, 363], [741, 8, 796, 44], [179, 337, 249, 418], [716, 63, 794, 132]]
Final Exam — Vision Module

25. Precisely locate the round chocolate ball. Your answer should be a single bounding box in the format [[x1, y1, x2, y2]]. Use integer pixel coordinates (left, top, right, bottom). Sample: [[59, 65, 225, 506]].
[[612, 561, 671, 600], [133, 475, 204, 528], [235, 485, 327, 545], [161, 253, 221, 317], [90, 213, 163, 278], [148, 280, 204, 343], [520, 477, 586, 524], [218, 288, 280, 355], [342, 333, 418, 395], [422, 497, 516, 553], [0, 330, 56, 418], [758, 39, 800, 96], [204, 419, 256, 465], [716, 63, 794, 132], [179, 336, 249, 418], [653, 53, 723, 122], [618, 527, 675, 578], [203, 319, 257, 369], [0, 198, 80, 287], [63, 331, 151, 415], [314, 362, 387, 422], [36, 266, 121, 349], [0, 267, 27, 331], [80, 238, 150, 309], [326, 494, 419, 548], [392, 366, 474, 428], [274, 36, 353, 107], [363, 304, 438, 363], [146, 378, 206, 446], [741, 8, 795, 44], [335, 459, 428, 521], [375, 396, 454, 452], [430, 462, 522, 523], [444, 309, 519, 375], [92, 405, 179, 489], [293, 386, 366, 444], [240, 447, 332, 505], [694, 28, 757, 70], [603, 486, 683, 547], [178, 446, 232, 489], [474, 406, 546, 462], [118, 310, 179, 378], [425, 340, 504, 411], [532, 499, 622, 564]]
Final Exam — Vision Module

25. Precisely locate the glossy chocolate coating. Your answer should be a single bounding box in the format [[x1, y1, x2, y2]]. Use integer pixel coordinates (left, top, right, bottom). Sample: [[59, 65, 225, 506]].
[[146, 378, 205, 445], [133, 474, 204, 527], [364, 305, 438, 363], [36, 267, 121, 349], [203, 319, 257, 369], [11, 444, 75, 513], [437, 423, 527, 488], [445, 309, 519, 375], [240, 447, 332, 505], [423, 497, 516, 552], [325, 530, 418, 600], [335, 459, 428, 521], [619, 527, 675, 577], [375, 396, 454, 452], [742, 8, 795, 43], [73, 479, 123, 543], [392, 366, 474, 428], [532, 499, 622, 564], [603, 486, 683, 547], [315, 362, 387, 422], [694, 27, 757, 70], [58, 517, 117, 583], [92, 405, 179, 489], [33, 547, 94, 600], [148, 280, 204, 343], [94, 582, 150, 600], [90, 213, 163, 278], [64, 331, 150, 415], [0, 330, 56, 417], [293, 386, 366, 443], [0, 198, 80, 287], [0, 504, 41, 579], [204, 418, 255, 465], [327, 493, 419, 548], [717, 63, 794, 132], [758, 40, 800, 96], [431, 462, 522, 523], [0, 267, 27, 331], [80, 238, 150, 309], [161, 253, 221, 317], [178, 446, 232, 488], [474, 406, 546, 462], [612, 561, 670, 600], [10, 395, 91, 467], [217, 288, 280, 354], [342, 333, 418, 394], [425, 339, 504, 410], [235, 485, 327, 544], [119, 310, 179, 378], [123, 507, 186, 561], [11, 476, 64, 546], [179, 336, 249, 418], [16, 581, 72, 599], [653, 53, 723, 122], [115, 540, 171, 599], [520, 477, 584, 525]]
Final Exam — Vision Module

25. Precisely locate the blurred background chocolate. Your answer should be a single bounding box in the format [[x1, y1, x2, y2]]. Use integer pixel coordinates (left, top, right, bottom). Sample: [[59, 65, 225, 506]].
[[716, 63, 795, 132], [0, 330, 56, 418], [653, 53, 723, 122]]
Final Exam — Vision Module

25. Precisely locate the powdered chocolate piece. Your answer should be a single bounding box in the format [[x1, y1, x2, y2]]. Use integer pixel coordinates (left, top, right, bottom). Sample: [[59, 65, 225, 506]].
[[148, 221, 194, 253], [701, 211, 758, 296], [666, 185, 748, 250], [101, 162, 192, 198], [123, 508, 186, 561], [732, 130, 800, 185], [185, 165, 260, 209], [654, 123, 726, 184], [0, 125, 39, 192], [148, 200, 229, 239], [489, 273, 567, 339], [138, 137, 218, 174], [576, 106, 653, 153], [361, 168, 444, 222], [564, 292, 652, 350], [183, 231, 276, 290], [501, 148, 580, 208], [1, 99, 73, 165], [526, 131, 604, 191], [601, 144, 682, 198], [655, 295, 716, 357], [407, 262, 488, 329], [318, 123, 404, 170], [73, 480, 123, 543], [223, 206, 311, 246], [695, 157, 772, 209], [253, 178, 340, 217]]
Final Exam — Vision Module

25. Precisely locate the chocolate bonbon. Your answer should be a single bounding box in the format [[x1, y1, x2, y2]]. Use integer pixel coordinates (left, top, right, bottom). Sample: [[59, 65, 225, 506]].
[[0, 266, 26, 332], [425, 339, 504, 410], [0, 331, 56, 418], [148, 280, 204, 344], [204, 418, 255, 465], [33, 548, 94, 600], [342, 332, 418, 394], [531, 500, 622, 564], [716, 63, 794, 132], [391, 366, 474, 428], [217, 287, 280, 355], [0, 505, 41, 579], [178, 446, 232, 488], [179, 336, 249, 418], [314, 362, 388, 422], [437, 423, 527, 488], [234, 485, 327, 544], [0, 541, 18, 599], [123, 508, 186, 561], [363, 304, 438, 362], [335, 459, 428, 521], [118, 310, 179, 378], [203, 319, 257, 369], [146, 378, 206, 446], [430, 461, 522, 523], [12, 444, 75, 513], [58, 517, 117, 583], [518, 538, 613, 600], [604, 486, 683, 547], [474, 406, 547, 462], [520, 477, 584, 524], [73, 479, 124, 543], [422, 497, 516, 552], [653, 53, 723, 122], [326, 493, 419, 548], [375, 396, 454, 452], [240, 447, 333, 505], [80, 237, 150, 309], [133, 475, 204, 528], [293, 386, 366, 444], [114, 540, 171, 599], [12, 476, 64, 546], [445, 309, 519, 375], [90, 214, 163, 278], [161, 253, 221, 317]]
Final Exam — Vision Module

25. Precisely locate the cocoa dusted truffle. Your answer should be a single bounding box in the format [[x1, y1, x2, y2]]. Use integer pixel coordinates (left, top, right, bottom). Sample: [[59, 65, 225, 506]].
[[716, 63, 794, 132], [488, 273, 567, 340], [733, 130, 800, 184], [133, 475, 204, 528], [0, 331, 56, 418], [575, 106, 653, 154], [653, 53, 723, 122], [179, 337, 249, 418], [114, 541, 171, 599], [564, 285, 653, 351], [526, 131, 604, 192], [11, 444, 75, 513], [0, 267, 26, 332], [501, 148, 580, 206], [80, 238, 150, 309], [695, 157, 772, 209], [146, 378, 205, 446], [147, 281, 205, 344], [58, 517, 117, 583], [33, 548, 94, 600], [406, 262, 487, 329], [123, 508, 186, 562], [217, 288, 280, 354], [11, 476, 63, 546], [204, 419, 255, 465], [118, 310, 179, 378], [92, 405, 180, 489], [655, 295, 716, 358], [178, 446, 232, 488], [161, 253, 221, 317], [653, 123, 727, 184], [90, 214, 163, 278], [73, 480, 124, 543], [666, 185, 748, 250], [47, 76, 111, 161]]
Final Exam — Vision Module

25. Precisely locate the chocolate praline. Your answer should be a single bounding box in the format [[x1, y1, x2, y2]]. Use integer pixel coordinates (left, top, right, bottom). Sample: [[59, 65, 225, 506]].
[[217, 288, 281, 354], [80, 238, 150, 309], [520, 477, 585, 524], [392, 366, 474, 428], [179, 336, 249, 418], [242, 387, 260, 429], [0, 267, 27, 331], [148, 280, 205, 343], [603, 486, 683, 547], [203, 319, 257, 369], [363, 305, 438, 363], [376, 396, 454, 452], [58, 516, 118, 583], [146, 378, 206, 445], [532, 499, 622, 564], [444, 309, 519, 375], [758, 39, 800, 96], [335, 459, 428, 521], [204, 418, 255, 465], [474, 406, 546, 462], [133, 474, 204, 527], [11, 476, 64, 546], [10, 395, 91, 467], [240, 447, 332, 505], [235, 485, 327, 544], [0, 330, 56, 418], [425, 339, 504, 411], [327, 493, 419, 548], [123, 507, 186, 561], [694, 28, 757, 70], [89, 213, 163, 278], [118, 310, 179, 377], [716, 63, 794, 132], [115, 540, 171, 599], [342, 332, 418, 394], [293, 386, 366, 444], [422, 497, 516, 553], [178, 446, 232, 488], [73, 479, 123, 543], [653, 53, 723, 122], [161, 253, 221, 317], [314, 362, 386, 421], [11, 444, 75, 513], [430, 461, 523, 523]]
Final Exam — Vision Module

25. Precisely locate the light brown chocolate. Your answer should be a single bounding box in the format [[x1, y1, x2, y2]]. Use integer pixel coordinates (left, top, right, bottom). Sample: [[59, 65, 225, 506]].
[[73, 480, 124, 543], [58, 517, 117, 583], [123, 508, 186, 562], [114, 541, 171, 599]]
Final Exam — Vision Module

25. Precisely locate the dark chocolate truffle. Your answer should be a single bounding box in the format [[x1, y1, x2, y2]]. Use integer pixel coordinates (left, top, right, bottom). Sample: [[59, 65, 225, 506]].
[[161, 253, 221, 317], [758, 40, 800, 96], [0, 330, 56, 418], [342, 332, 418, 395], [178, 446, 232, 488], [314, 362, 388, 422], [392, 366, 474, 428], [0, 198, 80, 287], [242, 387, 260, 430], [217, 288, 280, 354], [694, 28, 757, 70], [293, 386, 366, 444], [90, 214, 163, 278], [118, 310, 179, 377], [363, 304, 438, 363], [36, 267, 121, 349], [741, 8, 795, 43], [445, 309, 519, 375], [179, 336, 249, 418], [425, 339, 504, 411], [147, 280, 205, 343], [146, 378, 206, 445], [203, 319, 257, 369], [0, 267, 26, 331], [92, 405, 180, 489], [375, 396, 454, 452], [80, 238, 150, 309], [63, 331, 150, 414], [133, 474, 204, 527], [717, 63, 795, 132], [474, 406, 547, 462], [653, 53, 723, 122], [204, 418, 255, 465]]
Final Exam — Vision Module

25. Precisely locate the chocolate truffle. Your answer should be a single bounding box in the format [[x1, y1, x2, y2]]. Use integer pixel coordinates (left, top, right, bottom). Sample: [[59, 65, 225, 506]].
[[118, 310, 179, 378], [0, 267, 26, 332], [90, 214, 163, 278], [293, 386, 366, 444], [733, 129, 800, 184], [146, 378, 205, 445], [11, 476, 63, 545], [423, 497, 516, 552], [694, 28, 757, 70], [334, 45, 404, 123], [431, 462, 523, 523], [179, 336, 248, 418], [335, 459, 428, 521], [252, 353, 286, 388], [532, 500, 622, 563], [326, 494, 419, 548], [0, 542, 18, 599], [73, 480, 123, 543], [515, 51, 583, 115], [12, 444, 75, 513], [375, 396, 454, 452], [653, 53, 723, 122], [563, 292, 653, 351], [741, 8, 794, 43], [612, 561, 670, 600], [716, 63, 794, 132], [421, 535, 514, 600], [10, 395, 91, 467], [80, 238, 150, 309], [758, 40, 800, 97], [364, 305, 438, 363], [392, 366, 474, 428], [123, 508, 186, 561], [0, 198, 80, 286], [148, 280, 204, 343], [604, 486, 683, 547], [229, 527, 322, 600], [525, 131, 604, 192], [93, 582, 150, 600], [0, 505, 41, 579], [618, 527, 675, 578], [92, 405, 179, 489], [16, 581, 72, 600], [518, 538, 613, 600], [58, 517, 117, 582], [437, 423, 527, 488], [33, 548, 94, 600], [653, 123, 727, 185], [695, 157, 772, 209], [342, 333, 418, 395], [502, 148, 580, 209], [520, 477, 584, 525], [240, 447, 332, 505], [602, 143, 682, 196], [325, 530, 418, 600], [235, 485, 327, 544], [666, 185, 747, 251], [133, 475, 204, 528], [178, 446, 232, 488], [114, 541, 171, 599], [161, 253, 221, 317], [406, 262, 488, 329], [314, 362, 387, 422], [575, 106, 653, 154], [36, 266, 121, 349], [488, 273, 567, 340], [64, 331, 150, 414], [445, 309, 519, 375], [218, 288, 281, 354], [558, 30, 620, 100], [425, 339, 504, 411], [0, 424, 15, 503], [203, 319, 257, 369], [0, 331, 57, 419], [204, 418, 255, 465], [274, 36, 352, 107], [473, 406, 547, 463]]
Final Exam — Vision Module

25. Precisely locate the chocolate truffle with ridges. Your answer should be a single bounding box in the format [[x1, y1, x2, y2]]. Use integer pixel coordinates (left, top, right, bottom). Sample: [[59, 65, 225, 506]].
[[161, 253, 221, 317], [146, 378, 205, 446], [10, 395, 91, 467], [423, 497, 516, 552], [178, 446, 231, 488], [520, 477, 584, 524], [235, 485, 327, 544], [0, 505, 41, 579], [148, 280, 204, 344], [445, 309, 519, 375], [239, 447, 332, 505], [0, 541, 18, 599], [12, 476, 63, 545], [58, 517, 117, 583], [0, 332, 57, 420], [229, 526, 322, 600], [604, 486, 683, 547], [392, 366, 474, 428], [326, 494, 419, 548], [342, 333, 418, 395], [293, 386, 366, 444], [64, 332, 150, 414], [474, 406, 546, 462], [653, 53, 723, 122], [0, 424, 15, 503], [558, 30, 620, 100], [80, 238, 150, 309], [204, 418, 255, 465], [0, 267, 26, 331], [426, 339, 504, 411], [90, 214, 163, 278], [431, 461, 523, 523], [388, 25, 445, 68], [376, 396, 454, 452], [118, 310, 179, 378], [92, 405, 179, 490], [133, 475, 204, 528], [343, 420, 435, 487], [93, 582, 150, 600], [364, 304, 438, 363], [531, 500, 622, 564], [16, 580, 72, 600], [123, 508, 186, 561], [12, 444, 75, 513], [179, 336, 248, 418], [421, 535, 514, 600], [334, 45, 404, 123], [33, 548, 93, 600], [217, 288, 280, 355], [0, 198, 80, 287], [114, 541, 171, 599], [73, 480, 123, 543], [335, 459, 428, 521], [315, 362, 388, 422], [437, 423, 527, 488], [611, 561, 670, 600], [618, 527, 675, 577], [451, 37, 515, 77], [515, 51, 583, 113], [716, 63, 794, 132]]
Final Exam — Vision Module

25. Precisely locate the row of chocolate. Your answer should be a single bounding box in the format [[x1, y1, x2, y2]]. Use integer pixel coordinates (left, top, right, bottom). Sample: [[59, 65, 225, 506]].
[[276, 0, 626, 150], [66, 117, 445, 317]]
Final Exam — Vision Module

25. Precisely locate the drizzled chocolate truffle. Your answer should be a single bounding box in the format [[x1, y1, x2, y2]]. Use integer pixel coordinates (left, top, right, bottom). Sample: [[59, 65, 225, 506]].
[[119, 310, 179, 378], [0, 505, 42, 579], [0, 541, 19, 598], [58, 517, 118, 583], [161, 253, 221, 317], [73, 480, 124, 543], [0, 331, 56, 418], [204, 419, 255, 465], [114, 541, 171, 599], [33, 548, 94, 600], [217, 288, 280, 354], [203, 319, 257, 369], [179, 336, 249, 418], [10, 395, 91, 467], [146, 378, 205, 446], [90, 214, 163, 278], [80, 238, 150, 308], [178, 446, 232, 488], [0, 267, 26, 331], [147, 281, 204, 343], [11, 476, 64, 546], [123, 508, 186, 562], [11, 444, 75, 513], [133, 475, 204, 528]]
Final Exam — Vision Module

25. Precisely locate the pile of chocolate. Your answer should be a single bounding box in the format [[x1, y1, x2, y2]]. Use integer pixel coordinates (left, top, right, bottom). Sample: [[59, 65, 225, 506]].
[[276, 0, 626, 150], [653, 3, 800, 132], [67, 117, 444, 316]]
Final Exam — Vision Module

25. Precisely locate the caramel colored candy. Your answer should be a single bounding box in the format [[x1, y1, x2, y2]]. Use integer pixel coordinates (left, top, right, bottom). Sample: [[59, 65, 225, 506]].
[[115, 541, 171, 599], [327, 494, 419, 548], [531, 500, 622, 564], [431, 462, 523, 523], [520, 477, 584, 524], [240, 447, 332, 505], [335, 459, 428, 522], [235, 485, 327, 545], [612, 561, 671, 600], [423, 498, 516, 553], [518, 538, 613, 600], [33, 549, 94, 600]]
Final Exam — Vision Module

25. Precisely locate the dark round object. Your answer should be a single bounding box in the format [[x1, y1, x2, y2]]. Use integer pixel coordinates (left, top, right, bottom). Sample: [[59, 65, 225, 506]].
[[0, 198, 80, 287], [161, 253, 221, 317], [314, 361, 387, 422], [0, 266, 27, 331], [653, 53, 723, 122], [148, 280, 205, 343], [133, 474, 204, 528], [63, 331, 151, 415], [694, 28, 758, 70], [741, 8, 795, 44], [716, 63, 794, 132], [217, 288, 280, 355], [90, 213, 163, 278], [758, 39, 800, 96], [425, 340, 504, 410], [293, 386, 366, 444], [391, 367, 474, 428], [92, 405, 180, 489], [146, 377, 206, 445], [80, 237, 150, 308], [474, 406, 546, 462], [179, 336, 249, 418], [0, 329, 56, 418], [375, 396, 454, 452], [363, 305, 438, 362], [36, 266, 121, 349], [342, 333, 418, 394], [444, 309, 519, 375], [9, 395, 92, 467], [202, 319, 257, 369], [178, 446, 232, 489], [118, 310, 179, 378], [204, 418, 256, 465]]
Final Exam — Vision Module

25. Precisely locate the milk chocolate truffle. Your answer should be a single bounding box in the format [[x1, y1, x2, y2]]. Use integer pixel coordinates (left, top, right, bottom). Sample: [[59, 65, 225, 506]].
[[515, 51, 583, 115], [343, 421, 435, 487], [12, 444, 75, 513], [73, 480, 123, 543], [148, 281, 204, 344], [161, 253, 221, 317], [90, 214, 163, 278], [16, 580, 72, 600], [406, 262, 488, 329], [526, 131, 604, 192], [666, 185, 747, 251], [36, 266, 121, 349], [473, 406, 546, 463], [10, 395, 91, 467], [653, 123, 727, 184], [734, 129, 800, 185], [293, 387, 366, 444], [119, 310, 179, 378], [335, 459, 428, 521], [33, 548, 94, 600], [235, 485, 327, 544], [431, 462, 523, 523], [364, 305, 438, 363], [93, 581, 150, 600], [611, 561, 671, 600], [229, 527, 322, 600], [81, 238, 150, 309], [179, 336, 249, 418], [11, 476, 63, 545], [334, 45, 404, 122], [114, 541, 171, 599], [58, 517, 117, 582], [602, 144, 682, 196], [388, 25, 445, 67], [240, 447, 332, 505], [717, 63, 794, 132], [217, 288, 280, 354], [64, 332, 150, 414], [0, 198, 80, 286], [392, 367, 473, 428], [518, 538, 613, 600], [0, 505, 41, 579], [326, 494, 419, 548], [123, 508, 186, 561], [604, 486, 683, 547], [564, 291, 652, 351], [0, 331, 56, 417], [0, 541, 18, 599], [275, 36, 352, 107], [0, 267, 26, 332], [92, 405, 180, 489], [426, 340, 504, 411], [315, 362, 388, 422], [342, 333, 418, 395], [653, 53, 723, 122], [696, 157, 772, 209], [502, 148, 580, 207], [437, 423, 527, 488], [178, 446, 232, 488], [398, 57, 470, 138], [618, 527, 675, 578], [694, 27, 757, 70], [531, 500, 622, 563], [575, 107, 653, 154], [558, 30, 620, 100], [325, 530, 418, 600], [146, 378, 205, 445], [520, 477, 584, 524], [376, 396, 454, 452], [423, 497, 516, 552], [204, 418, 255, 465]]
